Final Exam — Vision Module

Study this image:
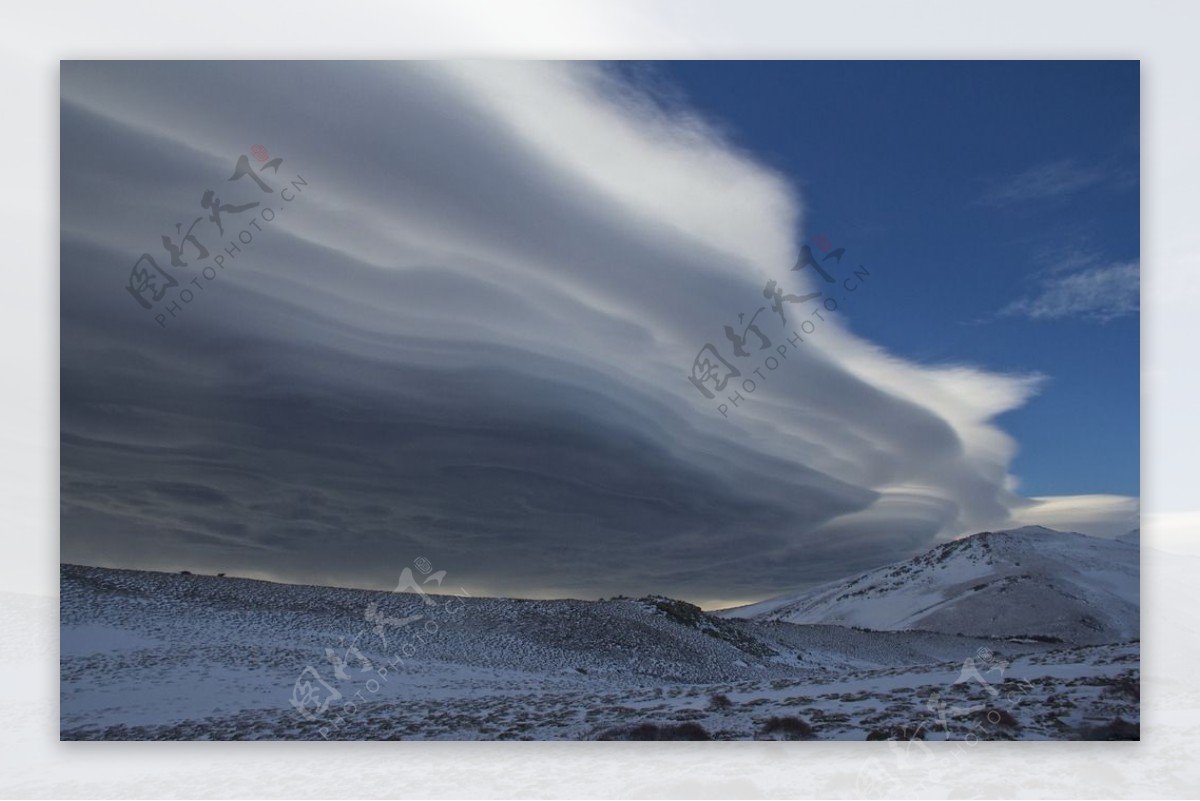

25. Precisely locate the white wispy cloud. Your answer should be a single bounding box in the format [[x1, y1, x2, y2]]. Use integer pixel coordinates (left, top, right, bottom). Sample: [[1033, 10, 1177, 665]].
[[1002, 261, 1140, 321], [978, 159, 1109, 206]]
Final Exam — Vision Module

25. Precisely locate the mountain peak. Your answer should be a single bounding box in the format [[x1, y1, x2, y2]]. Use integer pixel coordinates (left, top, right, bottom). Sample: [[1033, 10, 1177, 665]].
[[720, 526, 1138, 645]]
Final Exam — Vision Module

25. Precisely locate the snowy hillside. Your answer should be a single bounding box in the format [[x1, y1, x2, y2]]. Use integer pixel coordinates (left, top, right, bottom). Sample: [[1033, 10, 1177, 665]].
[[720, 527, 1139, 645], [60, 560, 1138, 740]]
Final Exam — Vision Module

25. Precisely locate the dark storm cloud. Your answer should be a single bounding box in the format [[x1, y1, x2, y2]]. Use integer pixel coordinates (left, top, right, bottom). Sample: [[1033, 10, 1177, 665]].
[[59, 61, 1135, 606], [61, 231, 873, 600]]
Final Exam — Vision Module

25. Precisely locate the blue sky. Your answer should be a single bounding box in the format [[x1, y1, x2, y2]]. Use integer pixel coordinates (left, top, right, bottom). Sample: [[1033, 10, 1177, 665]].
[[645, 60, 1140, 497]]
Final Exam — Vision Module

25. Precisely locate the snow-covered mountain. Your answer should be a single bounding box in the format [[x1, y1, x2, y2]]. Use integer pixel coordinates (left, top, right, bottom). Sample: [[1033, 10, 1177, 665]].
[[719, 526, 1139, 645]]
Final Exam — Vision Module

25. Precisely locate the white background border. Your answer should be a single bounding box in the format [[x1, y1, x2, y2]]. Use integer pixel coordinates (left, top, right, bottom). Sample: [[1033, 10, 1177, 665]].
[[4, 0, 1196, 797]]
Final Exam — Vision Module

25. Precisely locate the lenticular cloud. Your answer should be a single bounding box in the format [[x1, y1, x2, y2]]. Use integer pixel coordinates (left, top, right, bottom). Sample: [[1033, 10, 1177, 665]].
[[59, 61, 1136, 605]]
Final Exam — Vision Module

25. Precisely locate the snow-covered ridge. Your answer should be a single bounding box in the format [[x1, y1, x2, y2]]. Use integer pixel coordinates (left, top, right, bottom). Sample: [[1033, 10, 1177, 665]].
[[718, 526, 1139, 645], [60, 560, 1138, 740], [1116, 528, 1140, 546]]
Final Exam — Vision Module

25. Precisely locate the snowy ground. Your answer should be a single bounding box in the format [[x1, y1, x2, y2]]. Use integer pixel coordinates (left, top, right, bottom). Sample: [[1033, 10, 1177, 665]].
[[60, 565, 1139, 741]]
